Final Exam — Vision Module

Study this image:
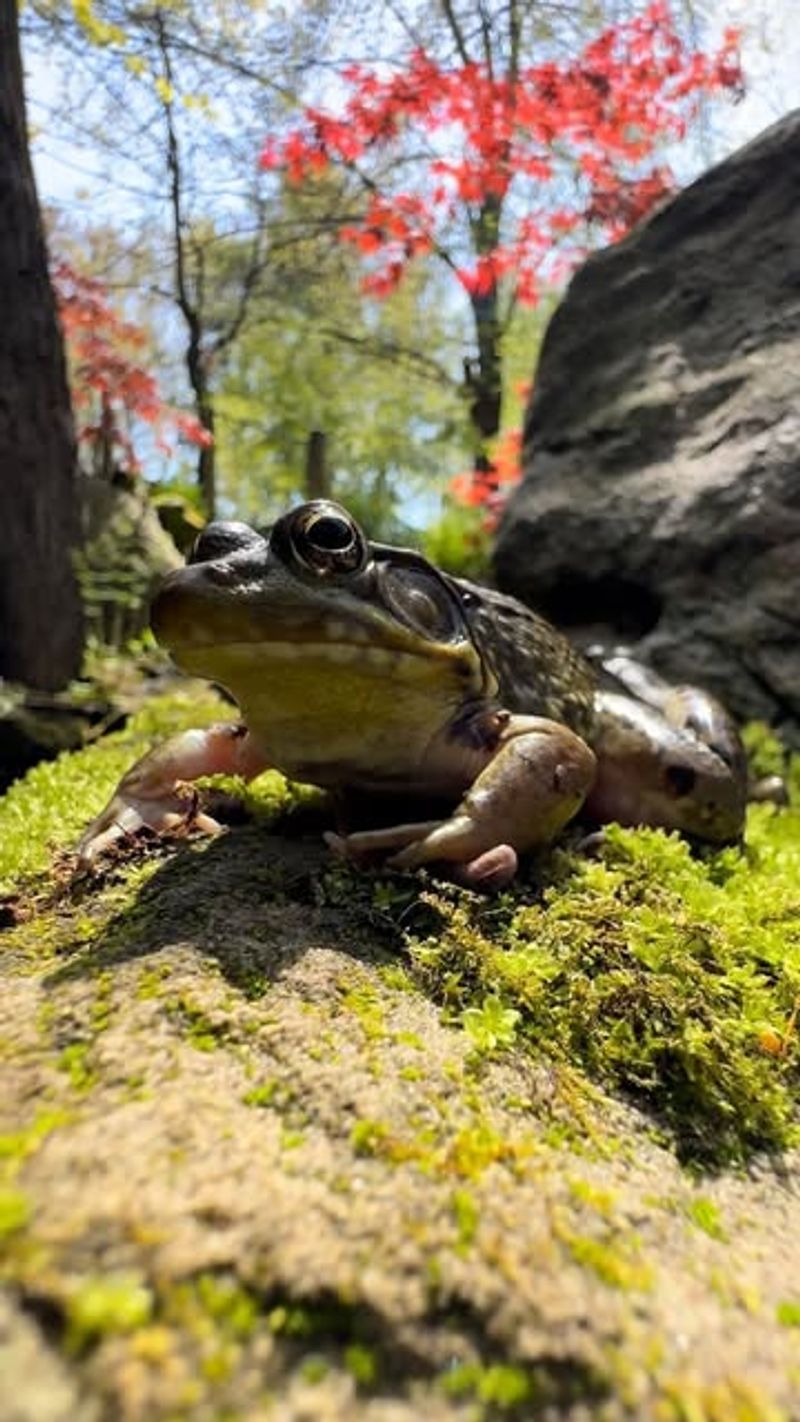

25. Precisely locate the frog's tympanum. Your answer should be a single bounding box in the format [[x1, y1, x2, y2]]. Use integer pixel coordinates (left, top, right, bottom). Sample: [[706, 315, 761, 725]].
[[78, 502, 748, 888]]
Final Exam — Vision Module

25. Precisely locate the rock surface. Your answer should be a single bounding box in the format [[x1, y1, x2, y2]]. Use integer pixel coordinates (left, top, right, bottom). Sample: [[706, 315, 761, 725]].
[[494, 110, 800, 735], [3, 821, 800, 1422]]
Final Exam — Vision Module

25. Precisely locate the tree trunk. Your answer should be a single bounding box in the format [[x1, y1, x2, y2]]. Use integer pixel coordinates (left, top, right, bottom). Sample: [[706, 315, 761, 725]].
[[466, 286, 503, 471], [304, 429, 330, 502], [0, 0, 83, 689], [466, 194, 504, 476]]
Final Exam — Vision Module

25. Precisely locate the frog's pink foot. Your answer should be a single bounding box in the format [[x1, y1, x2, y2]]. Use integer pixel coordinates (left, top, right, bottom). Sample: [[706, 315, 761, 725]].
[[77, 723, 268, 868]]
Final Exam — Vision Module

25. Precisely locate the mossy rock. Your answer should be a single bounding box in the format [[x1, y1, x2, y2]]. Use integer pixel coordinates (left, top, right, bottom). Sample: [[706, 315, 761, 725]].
[[2, 692, 800, 1420]]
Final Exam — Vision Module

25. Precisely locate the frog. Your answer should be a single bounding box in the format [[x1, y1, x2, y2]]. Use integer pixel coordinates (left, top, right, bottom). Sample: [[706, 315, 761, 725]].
[[77, 500, 748, 889]]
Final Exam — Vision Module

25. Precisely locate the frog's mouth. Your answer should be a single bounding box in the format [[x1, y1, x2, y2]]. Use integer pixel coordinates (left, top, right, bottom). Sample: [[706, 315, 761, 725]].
[[151, 565, 483, 682], [152, 592, 482, 697]]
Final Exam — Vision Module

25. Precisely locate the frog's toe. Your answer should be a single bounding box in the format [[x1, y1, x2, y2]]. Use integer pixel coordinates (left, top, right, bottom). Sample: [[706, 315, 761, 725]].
[[574, 828, 609, 857], [749, 774, 789, 807], [324, 822, 443, 866], [449, 844, 518, 890], [77, 788, 222, 868]]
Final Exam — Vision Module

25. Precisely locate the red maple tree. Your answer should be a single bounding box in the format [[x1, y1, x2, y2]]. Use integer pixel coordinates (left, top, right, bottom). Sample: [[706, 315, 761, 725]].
[[261, 2, 741, 514], [53, 259, 211, 479]]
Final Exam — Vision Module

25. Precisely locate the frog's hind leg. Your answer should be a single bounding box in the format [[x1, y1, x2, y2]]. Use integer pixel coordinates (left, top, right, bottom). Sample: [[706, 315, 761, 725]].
[[599, 651, 788, 813], [587, 689, 747, 846], [600, 652, 747, 777], [326, 716, 596, 889], [77, 723, 269, 867]]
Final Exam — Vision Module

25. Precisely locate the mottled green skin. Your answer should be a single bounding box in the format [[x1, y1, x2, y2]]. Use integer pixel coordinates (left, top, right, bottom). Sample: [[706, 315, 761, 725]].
[[451, 576, 597, 740]]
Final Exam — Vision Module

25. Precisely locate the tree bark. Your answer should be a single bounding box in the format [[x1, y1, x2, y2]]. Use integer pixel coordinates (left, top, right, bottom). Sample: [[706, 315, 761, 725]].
[[0, 0, 83, 689], [304, 429, 330, 502], [466, 194, 504, 474]]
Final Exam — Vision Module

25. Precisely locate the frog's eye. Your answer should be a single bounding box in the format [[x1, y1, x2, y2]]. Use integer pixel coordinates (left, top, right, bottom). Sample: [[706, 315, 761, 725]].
[[291, 504, 366, 574], [380, 566, 462, 641]]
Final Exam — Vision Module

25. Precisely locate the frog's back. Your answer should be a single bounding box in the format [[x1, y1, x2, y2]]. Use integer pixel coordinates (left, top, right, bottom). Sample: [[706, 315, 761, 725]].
[[452, 577, 596, 738]]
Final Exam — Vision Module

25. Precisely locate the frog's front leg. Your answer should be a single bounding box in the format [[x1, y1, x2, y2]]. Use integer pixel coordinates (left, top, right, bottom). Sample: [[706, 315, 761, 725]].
[[327, 717, 596, 889], [77, 723, 269, 867]]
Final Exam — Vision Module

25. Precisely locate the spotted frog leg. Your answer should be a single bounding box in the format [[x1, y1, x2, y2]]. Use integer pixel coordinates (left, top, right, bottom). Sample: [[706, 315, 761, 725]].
[[587, 654, 749, 843], [326, 716, 596, 890], [77, 723, 268, 867]]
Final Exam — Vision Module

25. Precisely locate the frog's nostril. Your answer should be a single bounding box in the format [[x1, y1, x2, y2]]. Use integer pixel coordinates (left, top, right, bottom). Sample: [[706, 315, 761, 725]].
[[664, 763, 697, 797]]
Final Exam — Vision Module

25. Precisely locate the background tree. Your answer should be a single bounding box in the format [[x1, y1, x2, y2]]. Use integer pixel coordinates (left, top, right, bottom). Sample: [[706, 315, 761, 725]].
[[23, 0, 307, 516], [53, 257, 211, 482], [0, 0, 83, 689], [20, 0, 751, 544], [213, 174, 470, 532], [260, 0, 742, 487]]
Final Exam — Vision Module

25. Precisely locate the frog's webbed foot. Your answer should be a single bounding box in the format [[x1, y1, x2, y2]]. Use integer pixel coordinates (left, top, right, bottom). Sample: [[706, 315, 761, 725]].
[[326, 716, 596, 890], [77, 723, 268, 868]]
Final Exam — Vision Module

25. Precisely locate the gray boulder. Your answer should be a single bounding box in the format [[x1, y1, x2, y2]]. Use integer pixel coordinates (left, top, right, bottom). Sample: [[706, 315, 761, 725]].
[[494, 110, 800, 733]]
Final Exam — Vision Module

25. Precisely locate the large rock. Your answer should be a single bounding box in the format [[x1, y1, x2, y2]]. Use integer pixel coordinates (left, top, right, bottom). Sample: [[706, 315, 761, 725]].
[[494, 111, 800, 733]]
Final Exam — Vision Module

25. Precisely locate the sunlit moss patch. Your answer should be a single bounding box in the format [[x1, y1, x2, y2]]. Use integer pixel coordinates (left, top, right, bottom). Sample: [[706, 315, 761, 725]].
[[409, 801, 800, 1164]]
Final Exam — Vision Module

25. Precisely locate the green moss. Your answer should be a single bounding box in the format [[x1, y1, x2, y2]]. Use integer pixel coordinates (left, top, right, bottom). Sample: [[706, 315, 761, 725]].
[[169, 993, 230, 1052], [686, 1197, 727, 1242], [378, 963, 418, 994], [556, 1222, 653, 1292], [442, 1362, 533, 1408], [0, 1186, 30, 1236], [461, 995, 521, 1054], [568, 1178, 618, 1218], [659, 1375, 786, 1421], [299, 1355, 330, 1384], [408, 807, 800, 1164], [135, 961, 173, 999], [337, 973, 386, 1043], [0, 1110, 71, 1171], [439, 1357, 609, 1415], [163, 1274, 259, 1348], [66, 1273, 154, 1348], [242, 1082, 280, 1109], [193, 1274, 258, 1339], [350, 1118, 393, 1157], [344, 1342, 378, 1387], [279, 1128, 306, 1150], [776, 1300, 800, 1328], [741, 722, 788, 782], [451, 1187, 479, 1252], [57, 1041, 96, 1092]]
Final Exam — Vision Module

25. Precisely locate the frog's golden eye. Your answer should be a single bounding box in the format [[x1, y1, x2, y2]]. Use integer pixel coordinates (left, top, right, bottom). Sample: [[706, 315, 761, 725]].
[[292, 505, 366, 574], [380, 566, 462, 641]]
